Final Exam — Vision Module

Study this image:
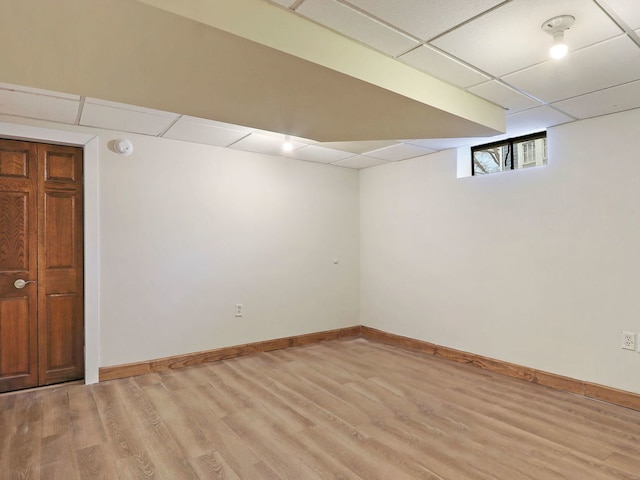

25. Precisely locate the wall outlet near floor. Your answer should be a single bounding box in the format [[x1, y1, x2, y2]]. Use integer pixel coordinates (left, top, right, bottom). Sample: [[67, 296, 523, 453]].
[[621, 331, 636, 351], [235, 304, 243, 317]]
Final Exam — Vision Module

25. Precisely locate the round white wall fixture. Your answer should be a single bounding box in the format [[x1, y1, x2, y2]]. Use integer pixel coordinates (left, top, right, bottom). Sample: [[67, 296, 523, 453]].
[[114, 139, 134, 156]]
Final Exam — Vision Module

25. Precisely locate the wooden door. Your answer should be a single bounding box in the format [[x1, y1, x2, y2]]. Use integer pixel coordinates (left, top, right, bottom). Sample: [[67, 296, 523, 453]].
[[0, 140, 39, 391], [0, 139, 84, 393], [37, 143, 84, 386]]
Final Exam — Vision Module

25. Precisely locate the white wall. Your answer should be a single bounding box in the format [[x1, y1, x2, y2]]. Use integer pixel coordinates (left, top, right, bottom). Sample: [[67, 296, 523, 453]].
[[100, 134, 360, 366], [361, 108, 640, 394], [5, 106, 640, 394], [0, 116, 360, 371]]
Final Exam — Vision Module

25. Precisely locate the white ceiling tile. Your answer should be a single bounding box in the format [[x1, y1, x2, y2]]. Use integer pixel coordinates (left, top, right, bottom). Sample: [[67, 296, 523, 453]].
[[289, 145, 355, 163], [601, 0, 640, 29], [296, 0, 419, 57], [229, 133, 307, 156], [0, 82, 80, 100], [244, 128, 316, 145], [318, 140, 400, 154], [0, 88, 79, 123], [330, 155, 389, 169], [503, 36, 640, 103], [413, 118, 553, 151], [552, 80, 640, 119], [505, 106, 573, 135], [432, 0, 623, 77], [346, 0, 504, 40], [163, 118, 250, 147], [179, 115, 254, 133], [408, 136, 503, 150], [468, 80, 542, 114], [80, 100, 179, 135], [399, 45, 489, 88], [84, 98, 177, 117], [363, 142, 436, 161]]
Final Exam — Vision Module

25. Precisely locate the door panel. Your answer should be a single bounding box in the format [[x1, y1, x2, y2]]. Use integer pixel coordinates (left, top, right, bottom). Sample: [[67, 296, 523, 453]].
[[0, 192, 29, 271], [0, 148, 29, 177], [45, 293, 78, 371], [0, 297, 33, 376], [44, 193, 76, 268], [0, 140, 38, 392], [44, 151, 77, 183], [38, 143, 84, 386]]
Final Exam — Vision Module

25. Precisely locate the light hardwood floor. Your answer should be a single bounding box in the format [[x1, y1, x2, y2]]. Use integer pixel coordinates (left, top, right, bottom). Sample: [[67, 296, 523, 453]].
[[1, 337, 640, 479]]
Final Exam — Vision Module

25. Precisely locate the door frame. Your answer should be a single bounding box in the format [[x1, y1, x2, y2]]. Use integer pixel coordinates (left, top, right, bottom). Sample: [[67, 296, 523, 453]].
[[0, 121, 100, 385]]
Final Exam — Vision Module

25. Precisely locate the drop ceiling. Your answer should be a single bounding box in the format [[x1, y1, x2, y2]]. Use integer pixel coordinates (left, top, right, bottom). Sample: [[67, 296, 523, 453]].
[[0, 0, 638, 169]]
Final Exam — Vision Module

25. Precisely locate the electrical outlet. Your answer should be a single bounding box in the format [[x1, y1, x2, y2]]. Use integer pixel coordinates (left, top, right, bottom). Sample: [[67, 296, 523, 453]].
[[621, 331, 636, 351], [235, 304, 243, 317]]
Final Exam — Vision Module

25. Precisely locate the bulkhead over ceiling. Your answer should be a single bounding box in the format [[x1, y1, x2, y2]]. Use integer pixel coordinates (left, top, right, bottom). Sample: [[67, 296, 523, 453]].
[[0, 0, 504, 142]]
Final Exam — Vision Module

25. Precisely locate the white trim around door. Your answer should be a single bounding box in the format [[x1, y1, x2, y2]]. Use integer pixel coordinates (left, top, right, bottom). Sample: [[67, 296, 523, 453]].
[[0, 121, 100, 385]]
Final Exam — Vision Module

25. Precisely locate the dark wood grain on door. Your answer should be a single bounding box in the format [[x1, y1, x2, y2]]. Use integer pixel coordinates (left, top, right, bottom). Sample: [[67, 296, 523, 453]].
[[0, 139, 84, 393], [38, 144, 84, 386], [0, 140, 38, 392]]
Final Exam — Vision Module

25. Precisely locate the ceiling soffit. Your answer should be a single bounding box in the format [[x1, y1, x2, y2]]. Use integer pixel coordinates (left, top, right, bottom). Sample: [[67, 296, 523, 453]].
[[0, 0, 504, 142]]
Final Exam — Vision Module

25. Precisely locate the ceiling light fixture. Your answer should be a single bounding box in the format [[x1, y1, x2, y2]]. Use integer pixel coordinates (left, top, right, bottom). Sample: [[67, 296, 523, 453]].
[[542, 15, 575, 60], [282, 135, 293, 152]]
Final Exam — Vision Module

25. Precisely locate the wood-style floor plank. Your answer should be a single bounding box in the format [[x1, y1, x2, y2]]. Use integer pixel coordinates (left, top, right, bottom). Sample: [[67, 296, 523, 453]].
[[0, 394, 17, 475], [6, 391, 44, 480], [188, 451, 242, 480], [68, 384, 108, 450], [2, 337, 640, 479], [75, 444, 122, 480], [116, 379, 199, 479]]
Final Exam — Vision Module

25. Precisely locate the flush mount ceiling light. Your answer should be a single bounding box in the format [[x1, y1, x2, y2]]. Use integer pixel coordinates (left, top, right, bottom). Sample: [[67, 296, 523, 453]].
[[542, 15, 575, 59], [282, 135, 294, 152]]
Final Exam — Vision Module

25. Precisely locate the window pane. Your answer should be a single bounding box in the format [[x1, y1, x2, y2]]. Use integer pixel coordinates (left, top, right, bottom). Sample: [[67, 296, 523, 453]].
[[471, 132, 547, 176], [514, 136, 547, 169], [473, 144, 510, 175]]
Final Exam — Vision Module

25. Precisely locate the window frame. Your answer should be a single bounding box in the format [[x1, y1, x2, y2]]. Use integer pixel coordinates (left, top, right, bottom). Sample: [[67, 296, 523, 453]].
[[471, 131, 547, 176]]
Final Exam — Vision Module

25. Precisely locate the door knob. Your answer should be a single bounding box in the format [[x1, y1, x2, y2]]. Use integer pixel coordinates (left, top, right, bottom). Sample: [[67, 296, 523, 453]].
[[14, 279, 36, 289]]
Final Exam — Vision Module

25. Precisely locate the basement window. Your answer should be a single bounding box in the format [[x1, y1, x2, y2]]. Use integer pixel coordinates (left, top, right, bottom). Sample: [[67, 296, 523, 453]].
[[471, 132, 547, 176]]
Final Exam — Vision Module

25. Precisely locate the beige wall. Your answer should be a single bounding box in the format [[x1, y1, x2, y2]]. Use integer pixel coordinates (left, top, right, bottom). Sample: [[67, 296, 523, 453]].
[[360, 108, 640, 394]]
